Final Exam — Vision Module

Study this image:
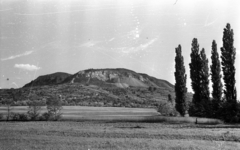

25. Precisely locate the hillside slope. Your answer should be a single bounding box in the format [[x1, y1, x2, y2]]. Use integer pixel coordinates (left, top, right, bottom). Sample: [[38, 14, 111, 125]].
[[23, 72, 72, 87]]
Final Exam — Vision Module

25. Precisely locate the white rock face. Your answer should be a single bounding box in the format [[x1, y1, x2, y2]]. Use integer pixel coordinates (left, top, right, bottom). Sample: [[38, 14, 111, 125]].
[[128, 74, 133, 78], [71, 78, 75, 83], [91, 71, 108, 81], [109, 73, 118, 80], [82, 70, 121, 82], [78, 71, 85, 75], [78, 70, 149, 88]]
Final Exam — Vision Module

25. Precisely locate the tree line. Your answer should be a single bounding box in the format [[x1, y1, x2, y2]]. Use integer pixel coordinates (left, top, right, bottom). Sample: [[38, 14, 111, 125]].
[[0, 94, 62, 121], [174, 23, 239, 123]]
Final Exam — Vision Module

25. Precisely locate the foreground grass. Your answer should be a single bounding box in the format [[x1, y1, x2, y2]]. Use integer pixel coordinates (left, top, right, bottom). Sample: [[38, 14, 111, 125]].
[[0, 121, 240, 150]]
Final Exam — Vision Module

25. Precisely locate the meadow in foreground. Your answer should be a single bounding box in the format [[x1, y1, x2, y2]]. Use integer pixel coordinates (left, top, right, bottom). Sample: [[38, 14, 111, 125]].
[[1, 121, 240, 150], [0, 106, 239, 150]]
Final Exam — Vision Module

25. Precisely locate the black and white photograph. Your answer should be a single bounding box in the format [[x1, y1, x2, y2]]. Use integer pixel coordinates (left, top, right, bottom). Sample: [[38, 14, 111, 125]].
[[0, 0, 240, 149]]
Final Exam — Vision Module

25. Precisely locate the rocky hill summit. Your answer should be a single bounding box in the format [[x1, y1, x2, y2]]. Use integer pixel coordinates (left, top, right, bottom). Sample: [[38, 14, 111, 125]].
[[24, 68, 174, 91]]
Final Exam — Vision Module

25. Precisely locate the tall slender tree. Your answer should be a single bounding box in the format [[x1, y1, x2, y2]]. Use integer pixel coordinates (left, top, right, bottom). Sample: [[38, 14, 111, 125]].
[[199, 48, 211, 117], [174, 45, 188, 116], [189, 39, 211, 117], [220, 23, 238, 120], [211, 40, 223, 118], [189, 38, 202, 116]]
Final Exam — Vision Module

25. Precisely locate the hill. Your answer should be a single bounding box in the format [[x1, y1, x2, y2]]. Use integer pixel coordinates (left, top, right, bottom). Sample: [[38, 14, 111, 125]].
[[24, 68, 174, 90], [23, 72, 71, 87], [0, 68, 192, 108]]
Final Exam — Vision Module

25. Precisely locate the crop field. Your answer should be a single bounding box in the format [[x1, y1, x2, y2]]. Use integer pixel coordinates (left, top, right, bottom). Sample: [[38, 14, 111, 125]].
[[0, 106, 240, 150]]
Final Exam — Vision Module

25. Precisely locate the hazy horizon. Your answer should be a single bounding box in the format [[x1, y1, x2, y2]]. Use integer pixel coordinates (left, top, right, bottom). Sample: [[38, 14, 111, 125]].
[[0, 0, 239, 98]]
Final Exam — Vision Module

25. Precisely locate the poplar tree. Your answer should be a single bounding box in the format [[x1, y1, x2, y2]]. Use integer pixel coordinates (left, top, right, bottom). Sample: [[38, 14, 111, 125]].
[[189, 38, 202, 116], [211, 40, 222, 118], [220, 23, 238, 121], [199, 48, 211, 117], [189, 39, 211, 117], [174, 45, 188, 116]]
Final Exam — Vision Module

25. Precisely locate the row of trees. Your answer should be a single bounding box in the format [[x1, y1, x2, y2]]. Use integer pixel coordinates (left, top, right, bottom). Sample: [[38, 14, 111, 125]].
[[27, 95, 62, 121], [174, 23, 238, 122], [2, 94, 62, 121]]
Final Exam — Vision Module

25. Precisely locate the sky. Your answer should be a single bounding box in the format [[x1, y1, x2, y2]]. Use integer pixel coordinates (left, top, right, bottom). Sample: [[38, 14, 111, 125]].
[[0, 0, 240, 98]]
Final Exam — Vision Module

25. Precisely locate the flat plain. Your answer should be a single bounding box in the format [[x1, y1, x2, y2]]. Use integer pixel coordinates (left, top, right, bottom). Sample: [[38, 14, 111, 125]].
[[0, 106, 240, 150]]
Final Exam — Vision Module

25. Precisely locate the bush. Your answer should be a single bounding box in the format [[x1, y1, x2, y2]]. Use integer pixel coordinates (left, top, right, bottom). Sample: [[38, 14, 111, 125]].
[[0, 113, 4, 120], [46, 95, 63, 121], [157, 101, 179, 116], [216, 101, 240, 123], [27, 100, 43, 121], [39, 112, 51, 121], [39, 112, 62, 121], [11, 113, 29, 121]]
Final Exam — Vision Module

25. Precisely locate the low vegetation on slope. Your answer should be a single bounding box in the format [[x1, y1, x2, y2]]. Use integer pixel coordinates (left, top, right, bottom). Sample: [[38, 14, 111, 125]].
[[23, 72, 71, 87], [0, 83, 179, 108]]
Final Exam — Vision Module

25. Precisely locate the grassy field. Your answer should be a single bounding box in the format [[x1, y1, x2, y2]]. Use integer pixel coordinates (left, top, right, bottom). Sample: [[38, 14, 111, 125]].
[[0, 106, 222, 124], [1, 106, 239, 150], [1, 121, 240, 150]]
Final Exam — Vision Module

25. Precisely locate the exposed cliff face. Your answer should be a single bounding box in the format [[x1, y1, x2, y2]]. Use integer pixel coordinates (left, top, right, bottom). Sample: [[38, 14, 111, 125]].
[[61, 68, 173, 91]]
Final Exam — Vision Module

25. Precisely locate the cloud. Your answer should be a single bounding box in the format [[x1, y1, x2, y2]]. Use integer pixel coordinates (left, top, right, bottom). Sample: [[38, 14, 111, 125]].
[[120, 38, 158, 54], [14, 64, 40, 71], [140, 38, 158, 49], [80, 41, 99, 48], [108, 38, 115, 42], [1, 51, 33, 61], [0, 8, 13, 12], [204, 15, 219, 27]]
